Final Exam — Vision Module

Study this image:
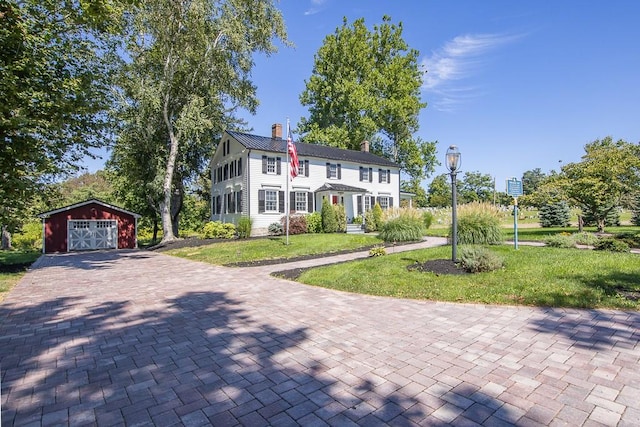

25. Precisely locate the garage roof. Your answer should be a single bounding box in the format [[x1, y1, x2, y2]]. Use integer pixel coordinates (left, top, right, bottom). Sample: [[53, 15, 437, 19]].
[[37, 199, 142, 219]]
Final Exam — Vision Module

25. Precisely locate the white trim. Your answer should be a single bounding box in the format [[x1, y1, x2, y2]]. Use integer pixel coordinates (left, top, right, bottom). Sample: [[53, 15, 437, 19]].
[[38, 199, 141, 219]]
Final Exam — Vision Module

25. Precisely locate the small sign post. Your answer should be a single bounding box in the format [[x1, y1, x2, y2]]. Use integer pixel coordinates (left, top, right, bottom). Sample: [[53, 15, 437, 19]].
[[506, 178, 524, 249]]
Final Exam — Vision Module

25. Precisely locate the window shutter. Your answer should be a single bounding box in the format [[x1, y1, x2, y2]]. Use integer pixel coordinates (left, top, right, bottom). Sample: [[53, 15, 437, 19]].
[[389, 197, 394, 208], [305, 160, 310, 177], [237, 158, 242, 175], [369, 168, 373, 182], [290, 192, 296, 212], [359, 167, 363, 181], [308, 192, 314, 211], [337, 164, 341, 179], [379, 169, 383, 183], [238, 190, 243, 213], [376, 196, 381, 205], [278, 191, 285, 213], [262, 156, 267, 174], [277, 157, 282, 175], [387, 169, 391, 183], [258, 190, 265, 213], [326, 163, 331, 178], [357, 195, 362, 215]]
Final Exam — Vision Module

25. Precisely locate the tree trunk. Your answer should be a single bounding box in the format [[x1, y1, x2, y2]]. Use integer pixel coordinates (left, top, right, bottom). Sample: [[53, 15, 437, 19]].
[[170, 182, 184, 238], [597, 218, 605, 233], [578, 215, 583, 232], [160, 95, 180, 243], [1, 225, 12, 250], [152, 218, 159, 243]]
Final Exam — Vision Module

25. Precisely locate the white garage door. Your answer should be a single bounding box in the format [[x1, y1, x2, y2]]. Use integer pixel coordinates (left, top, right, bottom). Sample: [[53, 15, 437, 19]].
[[68, 220, 118, 251]]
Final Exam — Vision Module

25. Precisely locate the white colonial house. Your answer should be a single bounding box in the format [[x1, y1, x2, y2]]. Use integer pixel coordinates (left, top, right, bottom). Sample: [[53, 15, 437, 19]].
[[210, 124, 401, 235]]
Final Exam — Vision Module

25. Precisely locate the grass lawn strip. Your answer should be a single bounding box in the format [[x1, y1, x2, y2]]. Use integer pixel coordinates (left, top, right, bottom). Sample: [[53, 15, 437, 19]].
[[0, 251, 41, 302]]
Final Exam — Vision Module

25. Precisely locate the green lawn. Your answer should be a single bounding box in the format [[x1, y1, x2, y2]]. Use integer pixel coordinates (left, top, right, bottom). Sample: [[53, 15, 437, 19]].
[[0, 251, 40, 302], [291, 245, 640, 310], [165, 233, 384, 265]]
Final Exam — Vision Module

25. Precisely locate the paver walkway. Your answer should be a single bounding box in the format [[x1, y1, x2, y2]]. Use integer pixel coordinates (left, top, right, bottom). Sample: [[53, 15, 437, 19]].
[[1, 239, 639, 426]]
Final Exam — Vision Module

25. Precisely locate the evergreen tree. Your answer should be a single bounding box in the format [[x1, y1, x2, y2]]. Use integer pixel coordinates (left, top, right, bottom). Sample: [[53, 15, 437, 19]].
[[539, 201, 571, 228], [321, 198, 338, 233]]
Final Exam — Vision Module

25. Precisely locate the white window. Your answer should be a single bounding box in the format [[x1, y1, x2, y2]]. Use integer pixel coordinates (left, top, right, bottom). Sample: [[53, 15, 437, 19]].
[[329, 164, 337, 178], [265, 190, 278, 212], [267, 157, 276, 174], [295, 192, 307, 212], [362, 168, 370, 182], [378, 196, 390, 210], [364, 196, 372, 212], [380, 169, 388, 183], [298, 161, 305, 177]]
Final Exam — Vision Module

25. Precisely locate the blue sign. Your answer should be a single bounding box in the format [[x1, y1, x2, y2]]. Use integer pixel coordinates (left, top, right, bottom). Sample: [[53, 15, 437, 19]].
[[506, 178, 523, 197]]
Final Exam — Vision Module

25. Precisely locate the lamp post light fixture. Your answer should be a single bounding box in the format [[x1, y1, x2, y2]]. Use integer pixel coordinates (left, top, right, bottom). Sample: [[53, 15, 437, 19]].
[[446, 145, 461, 262]]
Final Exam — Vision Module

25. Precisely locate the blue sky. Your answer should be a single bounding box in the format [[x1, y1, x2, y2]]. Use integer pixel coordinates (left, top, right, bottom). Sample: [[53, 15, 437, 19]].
[[86, 0, 640, 192]]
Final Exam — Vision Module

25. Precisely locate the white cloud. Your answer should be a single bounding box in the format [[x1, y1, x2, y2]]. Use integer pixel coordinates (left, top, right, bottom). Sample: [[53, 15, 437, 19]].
[[304, 0, 328, 16], [422, 33, 523, 111]]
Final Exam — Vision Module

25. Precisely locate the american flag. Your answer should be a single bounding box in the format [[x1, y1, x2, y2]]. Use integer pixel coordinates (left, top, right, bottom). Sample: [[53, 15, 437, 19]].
[[287, 130, 299, 180]]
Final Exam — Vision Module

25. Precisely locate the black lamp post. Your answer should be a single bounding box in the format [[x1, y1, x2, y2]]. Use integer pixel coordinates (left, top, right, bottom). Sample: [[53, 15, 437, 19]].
[[446, 145, 461, 262]]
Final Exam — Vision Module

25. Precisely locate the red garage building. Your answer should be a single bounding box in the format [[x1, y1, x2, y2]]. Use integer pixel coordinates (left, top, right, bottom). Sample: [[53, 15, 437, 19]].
[[38, 199, 141, 253]]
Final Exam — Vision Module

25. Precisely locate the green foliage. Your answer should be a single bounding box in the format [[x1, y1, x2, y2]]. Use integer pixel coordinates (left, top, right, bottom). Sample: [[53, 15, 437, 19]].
[[593, 238, 630, 253], [378, 216, 424, 242], [427, 174, 451, 207], [202, 221, 235, 239], [459, 246, 505, 273], [459, 171, 494, 204], [553, 137, 640, 232], [544, 234, 576, 248], [298, 16, 435, 181], [521, 168, 547, 196], [11, 221, 42, 251], [334, 204, 347, 233], [321, 199, 338, 233], [111, 0, 289, 242], [400, 179, 429, 208], [369, 246, 386, 257], [236, 217, 252, 239], [453, 203, 503, 245], [305, 212, 323, 233], [0, 0, 121, 229], [573, 232, 600, 246], [613, 232, 640, 248], [539, 201, 571, 228], [352, 215, 363, 225], [422, 211, 434, 229], [281, 215, 307, 235], [372, 203, 384, 231], [268, 222, 283, 236], [364, 210, 377, 232], [582, 207, 620, 228]]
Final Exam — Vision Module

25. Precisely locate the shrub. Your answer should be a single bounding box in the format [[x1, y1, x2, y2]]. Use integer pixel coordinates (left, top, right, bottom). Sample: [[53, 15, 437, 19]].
[[202, 221, 236, 239], [12, 221, 42, 251], [453, 202, 503, 245], [369, 246, 386, 257], [372, 203, 383, 230], [321, 198, 338, 233], [614, 232, 640, 248], [281, 215, 307, 235], [268, 222, 283, 236], [422, 211, 434, 229], [352, 215, 363, 225], [539, 201, 571, 228], [582, 208, 620, 228], [573, 232, 600, 246], [378, 216, 424, 243], [544, 234, 576, 248], [364, 210, 377, 232], [593, 238, 630, 252], [236, 217, 252, 239], [459, 246, 504, 273], [305, 212, 323, 233], [334, 204, 346, 233]]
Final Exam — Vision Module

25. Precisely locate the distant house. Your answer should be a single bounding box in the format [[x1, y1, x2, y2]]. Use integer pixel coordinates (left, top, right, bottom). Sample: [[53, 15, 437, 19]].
[[210, 124, 400, 235], [38, 199, 141, 253]]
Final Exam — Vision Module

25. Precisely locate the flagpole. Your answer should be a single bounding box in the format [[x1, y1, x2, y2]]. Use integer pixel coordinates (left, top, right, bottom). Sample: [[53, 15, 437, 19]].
[[285, 119, 290, 245]]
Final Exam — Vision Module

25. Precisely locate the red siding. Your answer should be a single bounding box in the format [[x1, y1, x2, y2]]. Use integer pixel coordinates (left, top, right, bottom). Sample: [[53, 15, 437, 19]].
[[43, 203, 137, 253]]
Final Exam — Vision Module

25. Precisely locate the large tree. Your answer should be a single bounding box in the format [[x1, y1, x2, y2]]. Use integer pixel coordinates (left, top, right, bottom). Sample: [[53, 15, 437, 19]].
[[0, 0, 125, 246], [111, 0, 288, 242], [427, 174, 452, 207], [538, 137, 640, 232], [458, 171, 494, 204], [298, 16, 436, 182]]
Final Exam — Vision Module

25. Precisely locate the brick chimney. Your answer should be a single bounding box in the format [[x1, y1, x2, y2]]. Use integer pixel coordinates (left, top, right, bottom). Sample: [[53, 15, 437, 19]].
[[271, 123, 282, 139], [361, 140, 369, 152]]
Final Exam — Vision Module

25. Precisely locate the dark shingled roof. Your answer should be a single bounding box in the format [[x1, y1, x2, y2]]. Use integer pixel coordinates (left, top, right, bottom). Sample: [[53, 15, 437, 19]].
[[315, 183, 368, 193], [227, 130, 398, 167]]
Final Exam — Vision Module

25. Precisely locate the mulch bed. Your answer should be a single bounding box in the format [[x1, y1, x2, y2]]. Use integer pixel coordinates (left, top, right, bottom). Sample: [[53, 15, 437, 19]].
[[0, 263, 32, 274], [406, 259, 469, 275]]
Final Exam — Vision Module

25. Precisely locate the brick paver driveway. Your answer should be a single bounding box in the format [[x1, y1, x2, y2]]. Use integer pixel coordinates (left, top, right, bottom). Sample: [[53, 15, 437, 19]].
[[1, 249, 639, 426]]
